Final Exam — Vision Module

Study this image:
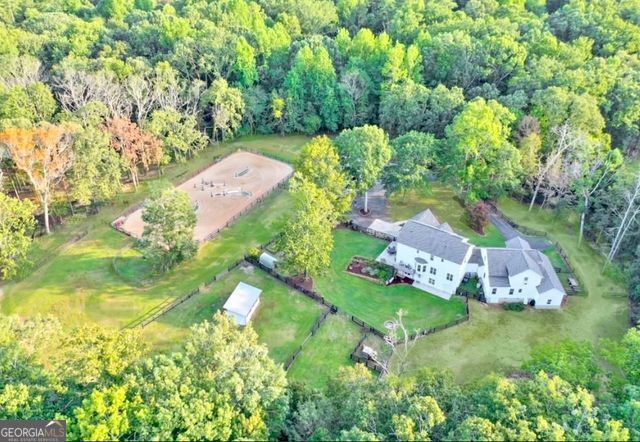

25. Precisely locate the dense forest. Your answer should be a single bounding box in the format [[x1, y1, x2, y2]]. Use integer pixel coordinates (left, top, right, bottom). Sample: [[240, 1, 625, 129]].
[[1, 0, 640, 439]]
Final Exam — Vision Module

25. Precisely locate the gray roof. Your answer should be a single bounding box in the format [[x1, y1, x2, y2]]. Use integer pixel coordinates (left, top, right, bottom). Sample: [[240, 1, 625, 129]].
[[506, 236, 532, 250], [411, 209, 440, 227], [485, 248, 565, 295], [469, 248, 483, 265], [489, 275, 511, 287], [439, 222, 454, 233], [397, 220, 472, 264], [528, 251, 565, 294], [486, 248, 541, 278]]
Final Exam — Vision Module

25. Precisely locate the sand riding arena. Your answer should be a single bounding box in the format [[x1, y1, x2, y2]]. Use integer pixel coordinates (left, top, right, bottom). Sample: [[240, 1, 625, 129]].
[[113, 151, 293, 242]]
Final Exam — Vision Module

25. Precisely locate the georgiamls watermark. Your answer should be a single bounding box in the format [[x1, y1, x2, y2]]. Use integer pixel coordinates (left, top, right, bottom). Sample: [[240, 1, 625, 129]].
[[0, 420, 66, 442]]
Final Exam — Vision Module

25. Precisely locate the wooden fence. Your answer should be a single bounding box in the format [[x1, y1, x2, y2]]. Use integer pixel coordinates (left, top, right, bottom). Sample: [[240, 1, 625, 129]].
[[283, 308, 332, 370]]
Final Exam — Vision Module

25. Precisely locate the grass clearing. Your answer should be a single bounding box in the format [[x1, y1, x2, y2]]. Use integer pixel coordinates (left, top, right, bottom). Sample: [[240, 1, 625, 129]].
[[388, 184, 505, 247], [144, 263, 324, 364], [315, 229, 467, 332], [1, 136, 309, 334], [399, 197, 629, 382], [287, 313, 363, 389]]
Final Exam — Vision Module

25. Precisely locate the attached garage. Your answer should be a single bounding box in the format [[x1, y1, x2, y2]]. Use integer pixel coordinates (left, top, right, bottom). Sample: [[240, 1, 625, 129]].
[[223, 282, 262, 326]]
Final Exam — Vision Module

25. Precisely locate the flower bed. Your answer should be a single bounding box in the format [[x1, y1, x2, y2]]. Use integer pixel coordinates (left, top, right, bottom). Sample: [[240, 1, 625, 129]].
[[346, 256, 396, 285]]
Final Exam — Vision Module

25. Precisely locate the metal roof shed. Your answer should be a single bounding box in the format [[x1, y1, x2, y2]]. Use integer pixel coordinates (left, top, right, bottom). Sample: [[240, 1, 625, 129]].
[[223, 282, 262, 326]]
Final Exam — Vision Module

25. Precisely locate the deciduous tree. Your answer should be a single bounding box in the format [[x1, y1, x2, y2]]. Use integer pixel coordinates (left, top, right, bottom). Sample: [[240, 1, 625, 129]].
[[381, 131, 436, 197], [105, 117, 162, 189], [0, 193, 36, 279], [277, 175, 334, 279], [0, 124, 75, 234], [140, 187, 197, 272], [335, 125, 392, 213]]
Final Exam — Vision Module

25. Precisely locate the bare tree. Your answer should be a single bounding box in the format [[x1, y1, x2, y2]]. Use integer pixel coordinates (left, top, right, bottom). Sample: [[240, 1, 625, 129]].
[[607, 171, 640, 263], [368, 310, 419, 376], [125, 73, 158, 125], [54, 66, 127, 117], [0, 56, 42, 88], [529, 124, 585, 211]]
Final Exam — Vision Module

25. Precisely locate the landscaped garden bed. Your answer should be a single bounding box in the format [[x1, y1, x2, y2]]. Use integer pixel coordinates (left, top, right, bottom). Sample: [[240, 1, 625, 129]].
[[346, 256, 396, 285]]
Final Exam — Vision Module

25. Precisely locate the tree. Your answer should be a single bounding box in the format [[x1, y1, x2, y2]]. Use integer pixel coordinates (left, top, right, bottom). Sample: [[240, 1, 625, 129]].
[[0, 193, 36, 279], [606, 168, 640, 263], [295, 136, 353, 219], [381, 131, 436, 197], [335, 125, 392, 213], [467, 201, 492, 235], [443, 98, 521, 202], [0, 124, 75, 234], [73, 384, 138, 441], [105, 117, 162, 189], [69, 128, 123, 207], [284, 45, 339, 134], [199, 79, 244, 141], [125, 313, 288, 440], [523, 339, 599, 389], [147, 108, 208, 163], [277, 175, 334, 280], [140, 187, 197, 272]]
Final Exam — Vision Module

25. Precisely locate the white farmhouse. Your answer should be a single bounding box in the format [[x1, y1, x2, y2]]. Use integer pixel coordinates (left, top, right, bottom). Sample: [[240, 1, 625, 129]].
[[375, 209, 566, 308], [223, 282, 262, 325]]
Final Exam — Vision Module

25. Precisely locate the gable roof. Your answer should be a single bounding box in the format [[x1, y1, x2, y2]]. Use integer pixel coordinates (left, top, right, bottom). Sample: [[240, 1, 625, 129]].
[[506, 236, 532, 250], [485, 248, 542, 279], [411, 209, 441, 227], [223, 282, 262, 316], [526, 251, 565, 294], [397, 220, 472, 264]]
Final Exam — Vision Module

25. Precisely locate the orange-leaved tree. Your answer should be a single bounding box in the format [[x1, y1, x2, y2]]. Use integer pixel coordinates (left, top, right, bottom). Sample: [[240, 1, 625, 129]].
[[105, 117, 162, 189], [0, 124, 75, 234]]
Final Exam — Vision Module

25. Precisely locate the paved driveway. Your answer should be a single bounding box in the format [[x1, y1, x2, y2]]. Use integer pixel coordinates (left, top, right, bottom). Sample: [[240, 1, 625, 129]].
[[490, 213, 552, 250]]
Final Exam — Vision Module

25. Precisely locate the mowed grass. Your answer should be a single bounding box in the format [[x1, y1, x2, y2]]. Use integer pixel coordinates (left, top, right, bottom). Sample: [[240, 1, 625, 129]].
[[1, 135, 309, 332], [388, 184, 505, 247], [399, 197, 629, 382], [315, 229, 467, 332], [287, 313, 363, 389], [144, 264, 324, 364], [227, 134, 309, 163]]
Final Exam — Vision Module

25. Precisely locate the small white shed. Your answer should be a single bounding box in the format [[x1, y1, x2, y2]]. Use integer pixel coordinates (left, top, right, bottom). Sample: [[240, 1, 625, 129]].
[[259, 252, 278, 270], [223, 282, 262, 326]]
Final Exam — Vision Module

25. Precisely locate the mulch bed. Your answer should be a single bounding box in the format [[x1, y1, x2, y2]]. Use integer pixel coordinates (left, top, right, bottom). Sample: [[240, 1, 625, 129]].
[[291, 274, 314, 291]]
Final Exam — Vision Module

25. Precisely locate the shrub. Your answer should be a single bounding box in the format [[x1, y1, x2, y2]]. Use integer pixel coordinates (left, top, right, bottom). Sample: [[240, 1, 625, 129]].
[[503, 303, 525, 311], [467, 201, 492, 234], [247, 247, 261, 258]]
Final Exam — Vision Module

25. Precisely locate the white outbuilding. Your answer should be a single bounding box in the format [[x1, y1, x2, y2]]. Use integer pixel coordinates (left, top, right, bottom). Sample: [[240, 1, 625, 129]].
[[223, 282, 262, 326]]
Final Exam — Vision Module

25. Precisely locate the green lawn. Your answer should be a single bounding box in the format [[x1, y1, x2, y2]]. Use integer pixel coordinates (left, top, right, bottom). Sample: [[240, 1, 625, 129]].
[[399, 198, 629, 382], [226, 134, 309, 163], [143, 264, 324, 364], [388, 184, 505, 247], [287, 313, 363, 389], [315, 229, 467, 332], [1, 135, 309, 333]]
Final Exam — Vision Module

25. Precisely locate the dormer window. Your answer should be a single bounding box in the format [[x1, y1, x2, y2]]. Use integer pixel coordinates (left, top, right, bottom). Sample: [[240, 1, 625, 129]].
[[524, 277, 529, 285], [430, 254, 434, 261]]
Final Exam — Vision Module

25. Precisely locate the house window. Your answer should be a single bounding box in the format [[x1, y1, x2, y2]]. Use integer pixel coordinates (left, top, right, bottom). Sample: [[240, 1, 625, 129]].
[[446, 273, 453, 281], [547, 299, 552, 305], [430, 267, 437, 275], [524, 277, 529, 285], [509, 289, 514, 295], [441, 258, 444, 262], [492, 288, 497, 295], [428, 278, 435, 285], [518, 288, 522, 294], [430, 254, 434, 261]]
